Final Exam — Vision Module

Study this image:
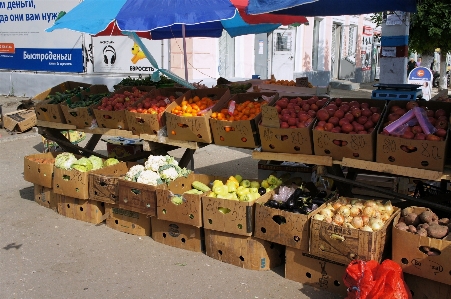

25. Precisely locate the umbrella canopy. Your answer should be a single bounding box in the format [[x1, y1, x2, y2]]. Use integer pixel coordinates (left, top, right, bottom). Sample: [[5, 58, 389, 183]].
[[246, 0, 417, 16]]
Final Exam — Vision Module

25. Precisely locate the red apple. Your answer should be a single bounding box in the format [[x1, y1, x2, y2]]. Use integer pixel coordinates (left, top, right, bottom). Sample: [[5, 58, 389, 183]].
[[357, 116, 368, 125], [334, 109, 344, 119], [317, 109, 330, 121], [328, 117, 339, 126]]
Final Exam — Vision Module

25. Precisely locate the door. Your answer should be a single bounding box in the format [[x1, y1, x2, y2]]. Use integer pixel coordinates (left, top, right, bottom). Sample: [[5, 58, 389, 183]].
[[331, 24, 342, 79], [271, 28, 295, 80]]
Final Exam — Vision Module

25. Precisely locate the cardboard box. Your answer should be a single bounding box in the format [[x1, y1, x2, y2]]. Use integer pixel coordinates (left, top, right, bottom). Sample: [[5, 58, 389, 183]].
[[57, 194, 105, 224], [88, 162, 130, 204], [392, 206, 451, 285], [4, 109, 37, 132], [34, 184, 57, 211], [117, 179, 164, 216], [204, 229, 284, 270], [253, 196, 325, 251], [151, 218, 204, 253], [93, 86, 155, 130], [310, 200, 399, 265], [313, 98, 387, 161], [376, 100, 451, 172], [253, 83, 329, 97], [24, 152, 58, 188], [257, 160, 315, 184], [166, 88, 231, 143], [61, 85, 110, 129], [156, 173, 223, 227], [202, 191, 272, 236], [209, 92, 278, 148], [125, 87, 188, 135], [285, 248, 348, 297], [105, 203, 151, 236], [404, 273, 451, 298], [259, 95, 329, 155], [33, 81, 92, 123]]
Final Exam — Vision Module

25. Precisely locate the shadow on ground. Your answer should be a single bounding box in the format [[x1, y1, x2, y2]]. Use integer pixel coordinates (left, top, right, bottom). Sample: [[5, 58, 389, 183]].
[[19, 186, 35, 201]]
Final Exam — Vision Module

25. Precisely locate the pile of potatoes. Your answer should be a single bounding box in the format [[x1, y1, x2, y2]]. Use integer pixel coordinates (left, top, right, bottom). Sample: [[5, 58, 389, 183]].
[[395, 207, 450, 240]]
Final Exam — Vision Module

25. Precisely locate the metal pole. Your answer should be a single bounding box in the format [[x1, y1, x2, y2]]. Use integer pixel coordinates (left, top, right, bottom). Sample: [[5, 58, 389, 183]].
[[182, 24, 189, 82]]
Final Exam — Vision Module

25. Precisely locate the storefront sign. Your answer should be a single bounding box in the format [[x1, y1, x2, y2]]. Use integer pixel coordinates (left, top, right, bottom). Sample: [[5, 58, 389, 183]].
[[408, 67, 432, 100]]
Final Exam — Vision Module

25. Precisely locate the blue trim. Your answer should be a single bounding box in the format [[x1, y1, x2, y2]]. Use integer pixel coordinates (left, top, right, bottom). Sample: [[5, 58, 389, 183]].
[[381, 36, 409, 47]]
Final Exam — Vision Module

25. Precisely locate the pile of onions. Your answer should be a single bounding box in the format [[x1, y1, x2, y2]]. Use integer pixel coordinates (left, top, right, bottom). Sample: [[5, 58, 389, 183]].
[[313, 197, 394, 232]]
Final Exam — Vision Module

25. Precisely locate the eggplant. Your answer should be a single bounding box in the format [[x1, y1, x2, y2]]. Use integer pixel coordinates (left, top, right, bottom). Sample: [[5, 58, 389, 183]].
[[312, 198, 326, 205], [280, 188, 303, 210], [265, 200, 280, 209], [301, 205, 314, 215], [258, 187, 266, 195], [290, 208, 303, 214], [311, 203, 319, 211]]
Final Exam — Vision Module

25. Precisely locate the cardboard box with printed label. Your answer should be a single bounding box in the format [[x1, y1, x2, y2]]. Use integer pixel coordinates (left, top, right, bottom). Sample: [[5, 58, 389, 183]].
[[93, 86, 155, 130], [156, 173, 224, 227], [202, 191, 272, 237], [259, 95, 329, 155], [310, 200, 399, 265], [166, 88, 231, 143], [34, 184, 57, 211], [4, 109, 37, 132], [313, 98, 387, 161], [125, 87, 188, 136], [105, 203, 151, 236], [88, 162, 130, 204], [34, 81, 92, 123], [392, 206, 451, 285], [24, 152, 58, 188], [151, 218, 204, 253], [209, 92, 278, 148], [376, 100, 451, 172], [254, 196, 325, 251], [285, 248, 348, 297], [117, 179, 165, 216], [57, 194, 105, 224], [61, 85, 110, 129], [204, 229, 284, 271], [404, 273, 451, 298]]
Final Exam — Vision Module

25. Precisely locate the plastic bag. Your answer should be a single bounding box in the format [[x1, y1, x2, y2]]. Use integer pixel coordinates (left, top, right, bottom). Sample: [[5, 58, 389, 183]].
[[343, 259, 412, 299]]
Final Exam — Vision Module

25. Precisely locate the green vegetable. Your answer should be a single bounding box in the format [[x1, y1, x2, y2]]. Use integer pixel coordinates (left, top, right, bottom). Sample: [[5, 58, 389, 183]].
[[104, 158, 119, 167], [88, 155, 103, 170], [55, 152, 77, 169], [171, 196, 184, 205], [191, 181, 211, 192], [72, 157, 93, 172], [240, 179, 251, 188], [250, 181, 260, 189], [184, 189, 204, 195], [234, 174, 243, 183]]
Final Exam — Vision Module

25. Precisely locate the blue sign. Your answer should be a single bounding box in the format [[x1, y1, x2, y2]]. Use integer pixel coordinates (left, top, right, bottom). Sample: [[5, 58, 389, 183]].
[[408, 67, 432, 100], [0, 48, 83, 72]]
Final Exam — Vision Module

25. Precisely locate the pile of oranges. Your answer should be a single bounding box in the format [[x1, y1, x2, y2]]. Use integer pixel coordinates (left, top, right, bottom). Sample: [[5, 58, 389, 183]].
[[211, 100, 267, 121], [171, 96, 216, 116]]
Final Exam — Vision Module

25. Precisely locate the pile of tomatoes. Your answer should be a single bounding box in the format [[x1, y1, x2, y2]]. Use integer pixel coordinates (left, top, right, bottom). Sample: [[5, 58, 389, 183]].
[[128, 95, 176, 115], [96, 87, 147, 111]]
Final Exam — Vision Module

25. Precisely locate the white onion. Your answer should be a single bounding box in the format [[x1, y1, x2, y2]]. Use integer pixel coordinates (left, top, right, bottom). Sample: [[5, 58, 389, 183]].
[[344, 223, 355, 229], [345, 216, 353, 223], [354, 202, 364, 209], [332, 214, 344, 226], [320, 208, 334, 218], [350, 199, 361, 205], [350, 206, 361, 217], [361, 225, 373, 232], [332, 201, 342, 210], [384, 201, 394, 216], [381, 213, 390, 222], [373, 210, 382, 219], [324, 216, 333, 223], [376, 201, 385, 212], [363, 206, 375, 217], [362, 216, 369, 225], [369, 217, 382, 226], [351, 216, 364, 229], [313, 214, 325, 221], [338, 197, 350, 205], [338, 205, 351, 217], [364, 200, 377, 207], [371, 221, 383, 231]]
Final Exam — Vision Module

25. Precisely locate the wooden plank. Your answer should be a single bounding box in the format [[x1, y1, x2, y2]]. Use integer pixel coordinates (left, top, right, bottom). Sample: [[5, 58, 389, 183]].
[[140, 133, 199, 150], [37, 120, 76, 130], [81, 128, 139, 138], [252, 151, 333, 166], [341, 158, 444, 181]]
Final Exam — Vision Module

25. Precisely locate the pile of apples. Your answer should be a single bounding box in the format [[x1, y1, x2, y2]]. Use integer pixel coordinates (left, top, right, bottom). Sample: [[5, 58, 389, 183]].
[[96, 87, 147, 111], [381, 101, 448, 141], [275, 96, 329, 128], [128, 95, 176, 115], [314, 99, 381, 134]]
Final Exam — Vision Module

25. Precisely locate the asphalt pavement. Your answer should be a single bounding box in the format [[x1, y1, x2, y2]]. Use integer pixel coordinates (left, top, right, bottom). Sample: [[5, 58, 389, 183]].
[[0, 82, 445, 299]]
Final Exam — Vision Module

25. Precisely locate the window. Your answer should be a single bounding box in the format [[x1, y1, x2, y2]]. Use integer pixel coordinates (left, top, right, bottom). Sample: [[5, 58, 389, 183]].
[[275, 31, 292, 52]]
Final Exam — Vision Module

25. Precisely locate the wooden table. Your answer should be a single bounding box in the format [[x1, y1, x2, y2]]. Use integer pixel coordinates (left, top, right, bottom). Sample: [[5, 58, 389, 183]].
[[36, 120, 207, 169]]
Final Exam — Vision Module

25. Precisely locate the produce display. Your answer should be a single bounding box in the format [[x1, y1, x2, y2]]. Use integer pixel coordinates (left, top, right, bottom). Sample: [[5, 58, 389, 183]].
[[124, 155, 191, 186], [211, 99, 267, 121], [96, 87, 149, 111], [315, 99, 382, 134], [67, 93, 111, 109], [274, 96, 328, 128], [170, 96, 217, 117], [54, 152, 119, 172], [264, 185, 328, 215], [205, 174, 281, 201], [114, 75, 176, 88], [26, 156, 55, 164], [312, 197, 395, 232], [45, 87, 86, 104], [381, 101, 448, 141], [395, 207, 450, 240], [263, 79, 297, 86], [216, 82, 252, 94], [127, 94, 177, 114]]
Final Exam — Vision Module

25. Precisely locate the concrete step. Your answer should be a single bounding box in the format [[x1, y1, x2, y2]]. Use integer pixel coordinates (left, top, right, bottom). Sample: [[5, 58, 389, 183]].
[[329, 80, 360, 91]]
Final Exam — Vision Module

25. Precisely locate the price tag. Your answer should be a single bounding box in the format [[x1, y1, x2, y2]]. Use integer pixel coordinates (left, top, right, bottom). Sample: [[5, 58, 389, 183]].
[[261, 105, 280, 128]]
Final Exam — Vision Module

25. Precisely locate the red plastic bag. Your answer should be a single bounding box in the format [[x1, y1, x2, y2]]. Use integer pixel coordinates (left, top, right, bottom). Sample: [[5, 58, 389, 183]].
[[343, 259, 412, 299]]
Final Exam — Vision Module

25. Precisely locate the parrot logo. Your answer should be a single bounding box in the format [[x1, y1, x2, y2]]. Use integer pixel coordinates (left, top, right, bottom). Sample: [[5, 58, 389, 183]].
[[131, 43, 146, 64]]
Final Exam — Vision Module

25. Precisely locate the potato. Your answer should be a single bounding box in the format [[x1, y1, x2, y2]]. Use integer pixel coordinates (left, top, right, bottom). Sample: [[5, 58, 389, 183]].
[[401, 207, 414, 217], [398, 216, 406, 224], [404, 213, 420, 226], [426, 224, 449, 239], [419, 210, 439, 224], [417, 228, 428, 237], [407, 225, 417, 233], [417, 223, 429, 230], [395, 222, 408, 231], [438, 218, 450, 226]]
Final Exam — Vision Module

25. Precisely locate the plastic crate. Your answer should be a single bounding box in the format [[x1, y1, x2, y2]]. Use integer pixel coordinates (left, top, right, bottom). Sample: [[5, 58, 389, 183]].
[[413, 180, 451, 206], [371, 83, 423, 101]]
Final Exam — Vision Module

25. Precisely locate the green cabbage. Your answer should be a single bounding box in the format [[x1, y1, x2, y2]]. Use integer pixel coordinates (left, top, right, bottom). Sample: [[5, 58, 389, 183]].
[[55, 153, 77, 170], [72, 157, 93, 172], [88, 155, 103, 170], [104, 158, 119, 167]]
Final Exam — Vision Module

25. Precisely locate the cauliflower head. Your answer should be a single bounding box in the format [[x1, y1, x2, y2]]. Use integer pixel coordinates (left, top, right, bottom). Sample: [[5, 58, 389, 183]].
[[136, 170, 160, 186], [144, 155, 167, 172], [124, 165, 145, 182]]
